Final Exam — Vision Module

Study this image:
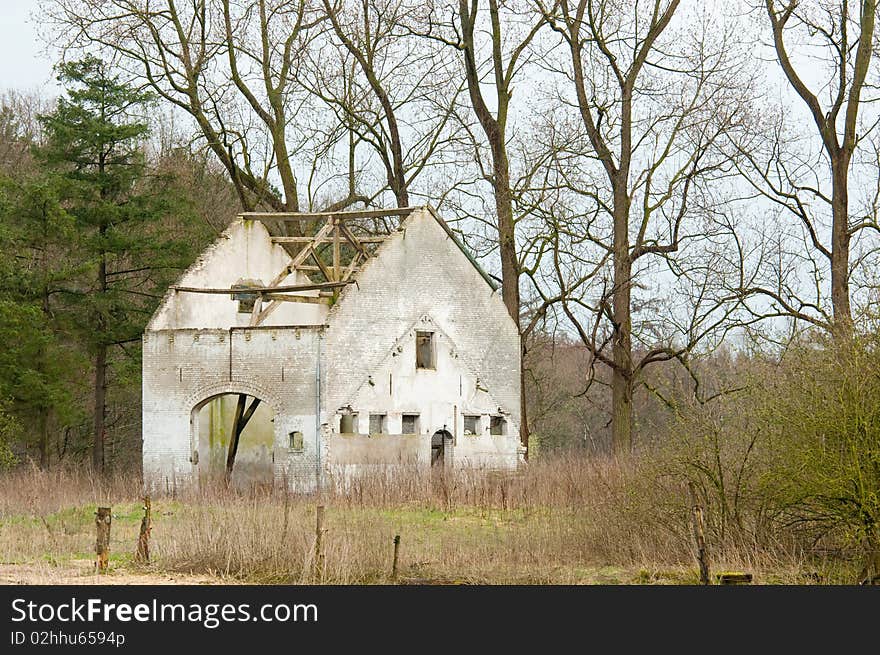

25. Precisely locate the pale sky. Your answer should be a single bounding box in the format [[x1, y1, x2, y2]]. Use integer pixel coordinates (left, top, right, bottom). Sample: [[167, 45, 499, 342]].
[[0, 1, 56, 92]]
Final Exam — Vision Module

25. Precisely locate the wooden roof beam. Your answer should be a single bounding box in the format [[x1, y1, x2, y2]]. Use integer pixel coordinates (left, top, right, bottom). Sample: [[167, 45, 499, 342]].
[[271, 236, 388, 244], [309, 249, 334, 282], [263, 293, 331, 304], [172, 281, 352, 294], [241, 207, 416, 221], [339, 222, 369, 257]]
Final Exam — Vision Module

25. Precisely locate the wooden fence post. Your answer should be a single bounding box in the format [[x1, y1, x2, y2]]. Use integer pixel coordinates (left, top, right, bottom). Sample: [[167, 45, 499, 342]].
[[135, 496, 152, 564], [391, 535, 401, 580], [687, 482, 710, 585], [95, 507, 111, 573], [313, 505, 325, 582]]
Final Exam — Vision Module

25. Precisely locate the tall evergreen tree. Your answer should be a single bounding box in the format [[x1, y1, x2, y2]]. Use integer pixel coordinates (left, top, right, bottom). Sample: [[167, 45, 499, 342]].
[[36, 57, 194, 473]]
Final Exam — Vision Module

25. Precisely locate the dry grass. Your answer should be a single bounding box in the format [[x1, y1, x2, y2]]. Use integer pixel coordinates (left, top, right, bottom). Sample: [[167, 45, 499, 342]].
[[0, 456, 850, 584]]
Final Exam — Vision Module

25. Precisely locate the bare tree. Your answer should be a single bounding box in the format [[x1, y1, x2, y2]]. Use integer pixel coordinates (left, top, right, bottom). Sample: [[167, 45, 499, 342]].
[[730, 0, 879, 338], [45, 0, 371, 215], [0, 91, 51, 174], [416, 0, 544, 324], [310, 0, 462, 209], [537, 0, 748, 454], [411, 0, 548, 454]]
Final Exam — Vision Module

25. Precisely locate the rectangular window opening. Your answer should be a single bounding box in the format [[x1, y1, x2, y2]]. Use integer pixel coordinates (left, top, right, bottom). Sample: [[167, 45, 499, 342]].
[[402, 414, 420, 435], [416, 331, 435, 369], [231, 280, 263, 314], [490, 416, 507, 436], [463, 415, 480, 435], [340, 413, 358, 434], [369, 413, 387, 435]]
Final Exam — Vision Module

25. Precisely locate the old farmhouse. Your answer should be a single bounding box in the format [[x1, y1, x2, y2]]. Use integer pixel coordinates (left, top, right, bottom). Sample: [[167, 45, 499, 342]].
[[142, 206, 523, 492]]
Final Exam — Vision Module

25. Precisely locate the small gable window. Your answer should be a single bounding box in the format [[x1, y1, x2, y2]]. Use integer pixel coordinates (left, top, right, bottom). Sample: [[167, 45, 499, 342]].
[[463, 415, 480, 435], [490, 416, 507, 436], [416, 331, 435, 369]]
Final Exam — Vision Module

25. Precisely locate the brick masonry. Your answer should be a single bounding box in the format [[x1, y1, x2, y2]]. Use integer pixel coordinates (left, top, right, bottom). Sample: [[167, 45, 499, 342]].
[[142, 208, 522, 492]]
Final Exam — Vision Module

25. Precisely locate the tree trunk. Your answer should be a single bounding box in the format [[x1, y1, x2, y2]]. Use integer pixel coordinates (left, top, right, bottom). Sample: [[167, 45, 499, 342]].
[[457, 0, 526, 455], [611, 186, 633, 456], [388, 121, 409, 208], [830, 155, 852, 338], [275, 130, 299, 214], [519, 342, 530, 460], [493, 151, 520, 323], [93, 140, 109, 475], [93, 235, 107, 475], [92, 344, 106, 474], [39, 288, 52, 470], [491, 143, 528, 455], [392, 178, 409, 209]]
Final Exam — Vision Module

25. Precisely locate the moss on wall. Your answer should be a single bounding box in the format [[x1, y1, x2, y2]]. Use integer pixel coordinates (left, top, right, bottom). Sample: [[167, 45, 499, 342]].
[[197, 394, 274, 487]]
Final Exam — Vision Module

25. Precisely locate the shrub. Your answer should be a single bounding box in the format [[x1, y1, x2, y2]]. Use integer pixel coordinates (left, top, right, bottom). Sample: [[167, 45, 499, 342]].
[[654, 331, 880, 576], [758, 334, 880, 564]]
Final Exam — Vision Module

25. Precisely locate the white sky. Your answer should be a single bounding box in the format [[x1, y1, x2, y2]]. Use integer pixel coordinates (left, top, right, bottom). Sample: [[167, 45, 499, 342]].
[[0, 0, 55, 92]]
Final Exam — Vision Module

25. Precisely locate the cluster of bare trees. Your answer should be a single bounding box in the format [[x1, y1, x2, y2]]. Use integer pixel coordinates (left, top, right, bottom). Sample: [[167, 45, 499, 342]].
[[42, 0, 880, 455]]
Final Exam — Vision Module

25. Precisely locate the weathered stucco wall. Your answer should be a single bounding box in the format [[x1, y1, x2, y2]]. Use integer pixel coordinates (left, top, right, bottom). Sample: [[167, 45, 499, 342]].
[[326, 314, 518, 472], [322, 208, 521, 471], [149, 219, 328, 330], [328, 433, 425, 469], [142, 327, 322, 492]]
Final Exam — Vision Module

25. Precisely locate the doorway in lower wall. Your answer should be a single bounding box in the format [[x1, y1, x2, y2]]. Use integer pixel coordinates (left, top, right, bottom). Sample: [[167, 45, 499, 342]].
[[431, 429, 453, 467], [191, 393, 275, 490]]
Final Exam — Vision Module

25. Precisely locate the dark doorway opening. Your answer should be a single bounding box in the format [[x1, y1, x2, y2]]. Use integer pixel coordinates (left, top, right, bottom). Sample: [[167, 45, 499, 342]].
[[431, 429, 452, 467]]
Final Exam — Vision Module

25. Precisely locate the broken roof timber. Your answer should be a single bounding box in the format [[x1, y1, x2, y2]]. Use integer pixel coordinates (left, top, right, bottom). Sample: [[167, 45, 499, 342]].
[[271, 236, 387, 243], [264, 293, 331, 304], [249, 205, 499, 301], [241, 207, 416, 222], [172, 281, 352, 294]]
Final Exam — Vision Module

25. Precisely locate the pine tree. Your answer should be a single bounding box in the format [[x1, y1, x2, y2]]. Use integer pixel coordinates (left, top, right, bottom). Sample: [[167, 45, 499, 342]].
[[36, 57, 194, 473]]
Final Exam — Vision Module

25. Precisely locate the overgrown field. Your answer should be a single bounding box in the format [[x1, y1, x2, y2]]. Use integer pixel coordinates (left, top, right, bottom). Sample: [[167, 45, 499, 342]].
[[0, 455, 860, 585]]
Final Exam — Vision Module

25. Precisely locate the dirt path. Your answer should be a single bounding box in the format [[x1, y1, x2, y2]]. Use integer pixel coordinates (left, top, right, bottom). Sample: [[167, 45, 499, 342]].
[[0, 560, 227, 585]]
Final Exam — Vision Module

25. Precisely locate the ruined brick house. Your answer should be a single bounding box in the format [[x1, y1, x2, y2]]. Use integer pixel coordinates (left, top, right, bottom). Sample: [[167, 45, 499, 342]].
[[142, 206, 523, 492]]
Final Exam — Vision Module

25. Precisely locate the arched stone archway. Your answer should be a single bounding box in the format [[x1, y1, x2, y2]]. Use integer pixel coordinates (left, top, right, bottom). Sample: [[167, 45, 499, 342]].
[[190, 391, 277, 490], [185, 382, 286, 490], [183, 380, 284, 417]]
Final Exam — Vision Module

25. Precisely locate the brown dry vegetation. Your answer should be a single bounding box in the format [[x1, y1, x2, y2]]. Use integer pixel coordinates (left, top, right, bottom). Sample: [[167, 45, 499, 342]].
[[0, 455, 850, 585], [2, 333, 877, 586]]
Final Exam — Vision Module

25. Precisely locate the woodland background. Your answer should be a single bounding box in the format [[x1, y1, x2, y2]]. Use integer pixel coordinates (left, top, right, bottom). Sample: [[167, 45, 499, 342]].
[[0, 1, 878, 580]]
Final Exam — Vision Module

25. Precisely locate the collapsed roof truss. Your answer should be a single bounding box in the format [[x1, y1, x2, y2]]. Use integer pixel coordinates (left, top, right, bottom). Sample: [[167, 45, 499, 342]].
[[171, 207, 416, 327]]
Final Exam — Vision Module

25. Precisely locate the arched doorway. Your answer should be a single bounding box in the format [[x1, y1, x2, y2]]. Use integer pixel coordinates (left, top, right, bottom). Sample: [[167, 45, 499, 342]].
[[431, 429, 453, 467], [191, 393, 275, 489]]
